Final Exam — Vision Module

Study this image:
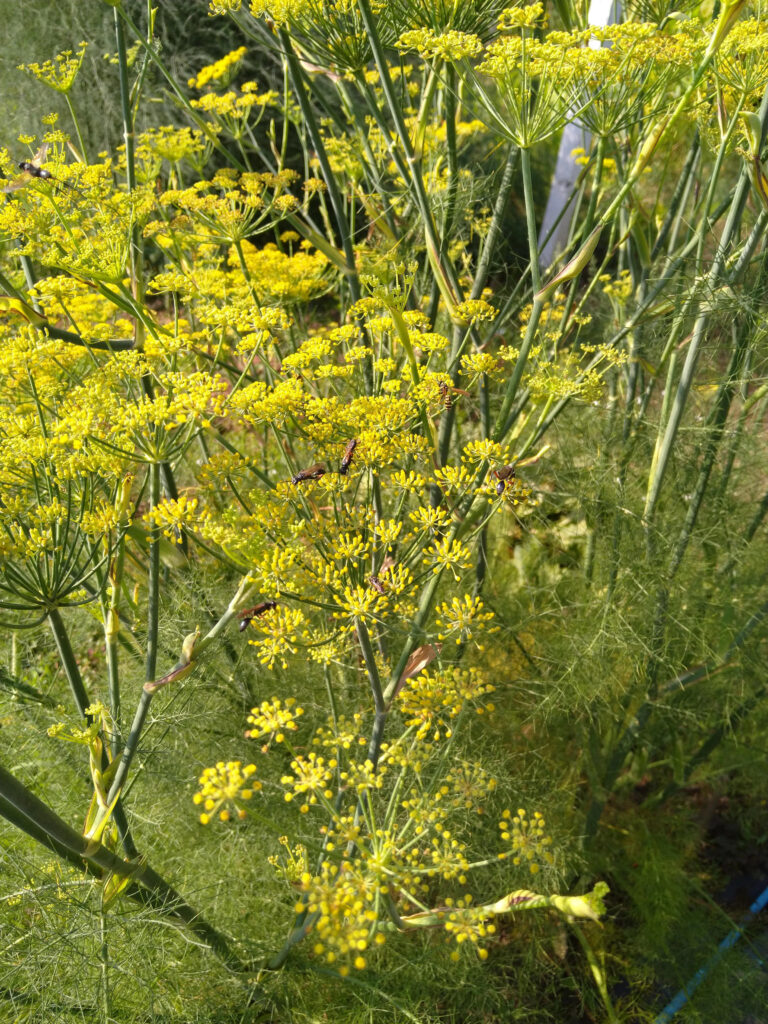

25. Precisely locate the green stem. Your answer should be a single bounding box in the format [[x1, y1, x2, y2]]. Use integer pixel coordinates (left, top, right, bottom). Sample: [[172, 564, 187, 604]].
[[105, 545, 126, 754], [384, 569, 443, 705], [48, 607, 138, 857], [116, 6, 245, 171], [667, 315, 753, 580], [355, 0, 462, 314], [492, 148, 544, 441], [114, 9, 144, 317], [101, 577, 257, 826], [99, 898, 110, 1024], [440, 66, 459, 259], [64, 95, 88, 163], [146, 461, 160, 683], [0, 764, 247, 973], [471, 144, 518, 300], [278, 31, 359, 299], [47, 607, 91, 719]]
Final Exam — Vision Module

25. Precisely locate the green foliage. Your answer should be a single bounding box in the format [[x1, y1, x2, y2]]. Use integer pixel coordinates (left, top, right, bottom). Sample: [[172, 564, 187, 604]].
[[0, 0, 767, 1021]]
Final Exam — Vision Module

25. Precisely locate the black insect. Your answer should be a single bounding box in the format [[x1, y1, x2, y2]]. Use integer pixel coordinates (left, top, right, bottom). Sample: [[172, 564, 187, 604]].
[[2, 144, 79, 195], [493, 464, 516, 496], [291, 463, 325, 485], [239, 601, 277, 632], [339, 439, 357, 476]]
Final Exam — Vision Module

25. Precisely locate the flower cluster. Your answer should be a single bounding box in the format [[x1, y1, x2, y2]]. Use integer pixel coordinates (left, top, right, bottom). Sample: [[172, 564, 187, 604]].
[[245, 698, 304, 746], [398, 667, 496, 739], [498, 809, 554, 874], [18, 42, 88, 94], [193, 761, 261, 824]]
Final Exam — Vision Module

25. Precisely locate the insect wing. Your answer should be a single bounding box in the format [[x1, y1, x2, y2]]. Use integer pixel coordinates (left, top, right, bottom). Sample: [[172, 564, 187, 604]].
[[291, 463, 325, 484], [2, 173, 32, 194], [31, 143, 50, 167], [3, 144, 48, 193]]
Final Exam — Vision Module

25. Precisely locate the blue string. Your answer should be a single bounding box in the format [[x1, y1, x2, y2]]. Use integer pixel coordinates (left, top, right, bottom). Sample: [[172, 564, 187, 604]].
[[653, 882, 768, 1023]]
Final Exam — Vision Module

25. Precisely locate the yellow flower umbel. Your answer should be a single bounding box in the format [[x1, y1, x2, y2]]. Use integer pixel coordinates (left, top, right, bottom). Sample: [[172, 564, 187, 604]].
[[498, 808, 554, 874], [188, 46, 248, 90], [18, 43, 88, 94], [245, 697, 304, 747], [193, 761, 261, 824]]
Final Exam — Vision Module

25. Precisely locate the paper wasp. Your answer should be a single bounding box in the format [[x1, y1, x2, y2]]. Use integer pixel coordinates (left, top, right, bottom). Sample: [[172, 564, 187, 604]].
[[437, 379, 470, 410], [238, 601, 277, 632], [339, 438, 358, 476], [291, 464, 325, 485]]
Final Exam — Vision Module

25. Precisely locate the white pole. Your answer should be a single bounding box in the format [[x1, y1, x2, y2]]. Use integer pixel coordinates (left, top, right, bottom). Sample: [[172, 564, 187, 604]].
[[537, 0, 621, 271]]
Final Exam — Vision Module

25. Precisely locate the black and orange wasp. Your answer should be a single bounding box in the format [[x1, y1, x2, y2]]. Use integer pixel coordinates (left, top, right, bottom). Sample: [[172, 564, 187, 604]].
[[239, 601, 278, 632], [291, 464, 326, 485], [493, 464, 516, 496], [339, 438, 358, 476]]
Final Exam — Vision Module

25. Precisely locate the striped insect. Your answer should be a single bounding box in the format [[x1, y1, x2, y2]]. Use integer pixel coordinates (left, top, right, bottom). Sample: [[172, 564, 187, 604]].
[[239, 601, 277, 632], [437, 379, 470, 410], [339, 438, 358, 476], [291, 463, 325, 485], [493, 464, 516, 496]]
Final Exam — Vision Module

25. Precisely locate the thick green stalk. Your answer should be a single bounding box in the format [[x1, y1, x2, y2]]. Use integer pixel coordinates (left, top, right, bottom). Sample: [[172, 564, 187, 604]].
[[115, 6, 147, 358], [101, 577, 257, 826], [644, 80, 768, 522], [105, 546, 125, 754], [650, 133, 700, 263], [47, 607, 91, 719], [145, 461, 160, 683], [99, 900, 111, 1024], [643, 174, 750, 523], [471, 145, 519, 300], [48, 606, 138, 857], [440, 66, 460, 259], [667, 314, 754, 580], [492, 148, 545, 441], [384, 569, 443, 704], [356, 618, 388, 772], [0, 764, 247, 973]]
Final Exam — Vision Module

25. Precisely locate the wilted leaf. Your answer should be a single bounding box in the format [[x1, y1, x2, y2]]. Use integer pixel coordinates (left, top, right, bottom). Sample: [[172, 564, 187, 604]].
[[394, 642, 441, 698]]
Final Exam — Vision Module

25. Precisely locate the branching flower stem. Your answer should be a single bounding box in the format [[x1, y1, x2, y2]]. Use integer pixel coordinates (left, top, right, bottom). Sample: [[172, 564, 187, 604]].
[[356, 0, 461, 317], [92, 576, 258, 840]]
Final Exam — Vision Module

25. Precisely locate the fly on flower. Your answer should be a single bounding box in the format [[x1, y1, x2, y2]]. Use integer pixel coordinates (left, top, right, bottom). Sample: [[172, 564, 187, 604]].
[[238, 600, 278, 632], [291, 464, 325, 485], [3, 143, 84, 196], [368, 574, 386, 595]]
